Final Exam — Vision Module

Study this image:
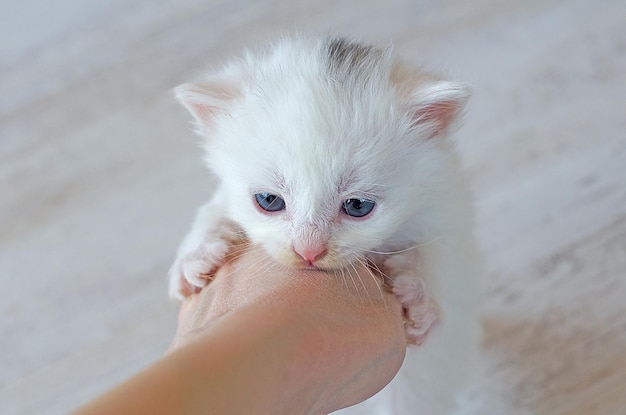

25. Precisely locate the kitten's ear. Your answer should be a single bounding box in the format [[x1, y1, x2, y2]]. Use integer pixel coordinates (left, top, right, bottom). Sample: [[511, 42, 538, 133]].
[[174, 81, 239, 128], [407, 81, 470, 139]]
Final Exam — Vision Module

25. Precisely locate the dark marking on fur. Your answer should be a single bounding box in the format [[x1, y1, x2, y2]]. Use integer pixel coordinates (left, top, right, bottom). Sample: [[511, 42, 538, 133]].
[[324, 37, 384, 80]]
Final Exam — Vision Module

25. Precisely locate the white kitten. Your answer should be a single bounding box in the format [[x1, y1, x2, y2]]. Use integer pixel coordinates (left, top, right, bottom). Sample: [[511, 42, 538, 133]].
[[169, 36, 480, 414]]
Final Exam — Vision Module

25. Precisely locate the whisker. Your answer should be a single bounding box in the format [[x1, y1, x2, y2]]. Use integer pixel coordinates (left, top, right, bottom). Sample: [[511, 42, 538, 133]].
[[338, 266, 348, 289], [241, 246, 274, 273], [218, 244, 269, 274], [221, 247, 253, 267], [344, 261, 364, 304], [355, 257, 385, 306], [363, 238, 439, 255], [365, 258, 391, 282], [348, 260, 367, 306]]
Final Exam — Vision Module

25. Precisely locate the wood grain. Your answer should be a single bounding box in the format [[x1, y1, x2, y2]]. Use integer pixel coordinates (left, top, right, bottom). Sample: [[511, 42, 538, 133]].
[[1, 0, 625, 413]]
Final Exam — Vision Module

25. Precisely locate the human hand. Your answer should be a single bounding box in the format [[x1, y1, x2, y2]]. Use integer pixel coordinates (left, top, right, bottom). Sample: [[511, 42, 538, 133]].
[[168, 245, 407, 414]]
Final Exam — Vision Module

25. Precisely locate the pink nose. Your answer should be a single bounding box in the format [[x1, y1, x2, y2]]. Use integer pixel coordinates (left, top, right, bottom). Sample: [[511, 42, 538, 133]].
[[294, 246, 328, 265]]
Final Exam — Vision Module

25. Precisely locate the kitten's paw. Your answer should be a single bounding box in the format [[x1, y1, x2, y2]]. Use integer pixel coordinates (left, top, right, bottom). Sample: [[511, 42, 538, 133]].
[[168, 238, 232, 301], [391, 274, 440, 346]]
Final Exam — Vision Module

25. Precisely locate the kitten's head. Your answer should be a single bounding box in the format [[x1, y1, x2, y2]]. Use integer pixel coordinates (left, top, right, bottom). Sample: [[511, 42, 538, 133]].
[[175, 37, 469, 269]]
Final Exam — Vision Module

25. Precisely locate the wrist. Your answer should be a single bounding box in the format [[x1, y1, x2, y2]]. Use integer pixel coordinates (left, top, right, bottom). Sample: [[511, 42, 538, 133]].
[[179, 297, 323, 415]]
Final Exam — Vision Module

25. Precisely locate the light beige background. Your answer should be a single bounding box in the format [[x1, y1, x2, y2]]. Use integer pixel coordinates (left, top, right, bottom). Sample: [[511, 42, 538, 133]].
[[1, 1, 625, 414]]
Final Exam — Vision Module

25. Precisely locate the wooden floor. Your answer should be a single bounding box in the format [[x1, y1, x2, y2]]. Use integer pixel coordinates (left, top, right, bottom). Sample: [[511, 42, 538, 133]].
[[2, 0, 625, 413]]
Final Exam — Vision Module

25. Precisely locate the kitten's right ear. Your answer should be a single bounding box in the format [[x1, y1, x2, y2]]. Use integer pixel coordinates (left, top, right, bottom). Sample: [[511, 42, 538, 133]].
[[174, 82, 239, 128], [407, 81, 470, 139]]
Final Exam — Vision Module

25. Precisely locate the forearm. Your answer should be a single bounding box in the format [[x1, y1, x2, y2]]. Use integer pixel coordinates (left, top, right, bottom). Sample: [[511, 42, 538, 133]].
[[70, 344, 208, 415], [73, 304, 315, 415]]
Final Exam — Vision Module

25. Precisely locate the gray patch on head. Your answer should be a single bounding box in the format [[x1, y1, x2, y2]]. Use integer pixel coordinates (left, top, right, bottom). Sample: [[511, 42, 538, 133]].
[[324, 37, 386, 82]]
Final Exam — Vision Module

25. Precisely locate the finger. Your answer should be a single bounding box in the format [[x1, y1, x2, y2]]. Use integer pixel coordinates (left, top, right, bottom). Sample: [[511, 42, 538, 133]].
[[180, 276, 201, 297], [177, 292, 200, 326]]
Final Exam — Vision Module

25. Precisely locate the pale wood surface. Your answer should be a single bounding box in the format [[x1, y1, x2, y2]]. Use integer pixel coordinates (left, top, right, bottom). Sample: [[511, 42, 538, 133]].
[[1, 1, 625, 414]]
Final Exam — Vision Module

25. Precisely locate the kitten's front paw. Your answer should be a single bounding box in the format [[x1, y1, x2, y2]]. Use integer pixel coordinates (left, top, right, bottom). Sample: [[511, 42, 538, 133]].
[[392, 275, 440, 346], [383, 254, 440, 346], [168, 238, 232, 301]]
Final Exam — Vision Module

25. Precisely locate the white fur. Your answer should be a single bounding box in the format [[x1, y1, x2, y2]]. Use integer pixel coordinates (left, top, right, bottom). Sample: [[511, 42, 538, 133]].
[[169, 36, 480, 414]]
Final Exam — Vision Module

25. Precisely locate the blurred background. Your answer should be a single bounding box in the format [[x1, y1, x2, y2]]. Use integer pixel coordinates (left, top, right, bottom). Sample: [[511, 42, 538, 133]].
[[1, 0, 624, 413]]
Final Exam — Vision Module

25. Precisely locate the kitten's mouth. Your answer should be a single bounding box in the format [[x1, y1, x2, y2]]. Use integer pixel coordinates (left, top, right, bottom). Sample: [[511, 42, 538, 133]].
[[300, 265, 325, 271]]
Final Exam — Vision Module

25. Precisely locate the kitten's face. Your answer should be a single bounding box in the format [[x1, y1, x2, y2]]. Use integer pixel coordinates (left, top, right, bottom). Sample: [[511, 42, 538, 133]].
[[206, 85, 444, 270]]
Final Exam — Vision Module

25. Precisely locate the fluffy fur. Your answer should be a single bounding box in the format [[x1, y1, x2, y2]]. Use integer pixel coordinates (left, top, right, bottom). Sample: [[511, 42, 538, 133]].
[[169, 36, 480, 414]]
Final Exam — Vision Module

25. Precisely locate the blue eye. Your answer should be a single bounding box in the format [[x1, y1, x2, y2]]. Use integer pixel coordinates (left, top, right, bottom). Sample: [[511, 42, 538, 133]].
[[255, 192, 286, 212], [341, 198, 375, 218]]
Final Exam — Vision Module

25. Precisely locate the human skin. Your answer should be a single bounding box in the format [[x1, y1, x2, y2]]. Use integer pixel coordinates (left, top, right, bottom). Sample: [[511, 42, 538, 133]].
[[73, 246, 406, 415]]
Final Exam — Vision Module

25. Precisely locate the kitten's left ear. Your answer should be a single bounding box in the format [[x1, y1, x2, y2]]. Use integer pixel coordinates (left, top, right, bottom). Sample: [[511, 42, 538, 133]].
[[174, 81, 240, 129], [407, 81, 470, 139]]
